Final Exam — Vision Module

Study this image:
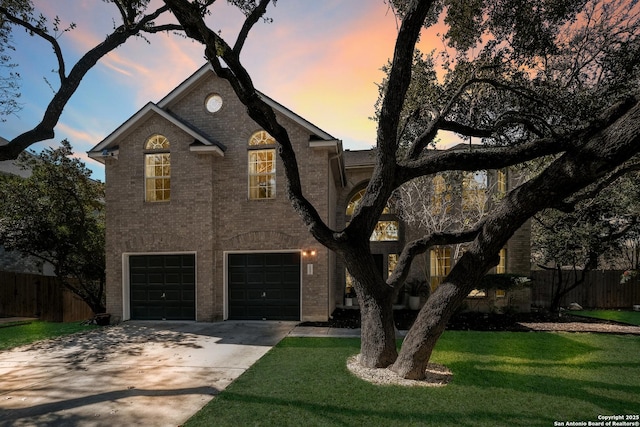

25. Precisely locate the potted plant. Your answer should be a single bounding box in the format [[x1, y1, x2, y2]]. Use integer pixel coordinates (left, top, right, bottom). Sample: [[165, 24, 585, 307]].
[[345, 289, 355, 307], [405, 279, 429, 310]]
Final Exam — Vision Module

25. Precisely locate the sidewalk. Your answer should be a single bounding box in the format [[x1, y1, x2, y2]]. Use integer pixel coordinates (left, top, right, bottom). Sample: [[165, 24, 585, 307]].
[[289, 326, 407, 338]]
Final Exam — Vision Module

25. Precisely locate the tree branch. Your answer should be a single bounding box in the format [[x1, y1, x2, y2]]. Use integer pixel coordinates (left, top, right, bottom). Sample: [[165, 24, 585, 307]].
[[0, 6, 66, 82], [164, 0, 340, 249], [407, 76, 547, 158], [387, 222, 485, 288], [396, 94, 640, 185], [234, 0, 271, 54], [559, 162, 640, 209], [0, 3, 176, 160]]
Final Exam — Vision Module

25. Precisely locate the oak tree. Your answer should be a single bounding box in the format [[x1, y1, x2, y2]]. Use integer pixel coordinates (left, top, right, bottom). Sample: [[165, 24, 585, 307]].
[[164, 0, 640, 379], [0, 141, 107, 314]]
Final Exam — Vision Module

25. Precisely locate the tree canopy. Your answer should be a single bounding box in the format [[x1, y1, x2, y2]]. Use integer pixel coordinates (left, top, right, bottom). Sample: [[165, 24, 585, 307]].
[[164, 0, 640, 379], [0, 141, 106, 314]]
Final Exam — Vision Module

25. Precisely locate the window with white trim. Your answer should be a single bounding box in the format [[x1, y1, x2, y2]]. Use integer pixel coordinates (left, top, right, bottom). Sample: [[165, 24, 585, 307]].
[[248, 131, 276, 199], [144, 134, 170, 202], [430, 246, 451, 291]]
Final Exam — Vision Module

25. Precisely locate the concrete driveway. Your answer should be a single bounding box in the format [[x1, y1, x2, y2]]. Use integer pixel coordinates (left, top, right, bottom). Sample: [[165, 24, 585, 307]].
[[0, 320, 297, 427]]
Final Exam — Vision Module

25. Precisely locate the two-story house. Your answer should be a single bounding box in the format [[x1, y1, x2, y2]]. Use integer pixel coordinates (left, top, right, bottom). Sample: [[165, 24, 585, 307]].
[[89, 64, 531, 322]]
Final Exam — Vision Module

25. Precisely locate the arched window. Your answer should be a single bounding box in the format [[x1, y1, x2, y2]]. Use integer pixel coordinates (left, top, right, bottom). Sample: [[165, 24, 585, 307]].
[[145, 134, 170, 150], [345, 188, 396, 241], [144, 134, 170, 202], [346, 188, 393, 216], [248, 131, 276, 199]]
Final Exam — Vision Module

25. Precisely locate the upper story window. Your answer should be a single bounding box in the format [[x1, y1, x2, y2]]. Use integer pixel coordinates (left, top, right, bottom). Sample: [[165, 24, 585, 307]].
[[345, 188, 397, 241], [462, 171, 488, 213], [144, 134, 170, 202], [346, 189, 392, 216], [496, 169, 507, 198], [248, 131, 276, 200], [431, 175, 453, 214], [430, 246, 451, 290]]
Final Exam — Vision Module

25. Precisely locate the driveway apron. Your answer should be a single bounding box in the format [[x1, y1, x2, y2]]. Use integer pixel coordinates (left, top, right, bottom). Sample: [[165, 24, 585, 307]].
[[0, 321, 296, 427]]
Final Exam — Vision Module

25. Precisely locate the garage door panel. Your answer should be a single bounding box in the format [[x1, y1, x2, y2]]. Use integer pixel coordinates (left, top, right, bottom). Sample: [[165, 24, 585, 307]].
[[228, 252, 300, 321], [131, 289, 147, 300], [229, 289, 246, 299], [146, 273, 164, 283], [163, 255, 182, 267], [246, 289, 265, 300], [282, 270, 300, 282], [246, 254, 264, 266], [164, 290, 181, 301], [164, 273, 181, 284], [147, 257, 164, 268], [280, 252, 301, 266], [281, 290, 299, 299]]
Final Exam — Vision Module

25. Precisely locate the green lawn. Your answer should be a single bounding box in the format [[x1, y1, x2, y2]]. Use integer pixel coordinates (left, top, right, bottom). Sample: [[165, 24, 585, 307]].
[[186, 332, 640, 427], [571, 310, 640, 326], [0, 320, 98, 351]]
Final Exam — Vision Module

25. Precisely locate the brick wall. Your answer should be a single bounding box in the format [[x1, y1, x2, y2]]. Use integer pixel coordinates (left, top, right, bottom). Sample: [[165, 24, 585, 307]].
[[103, 72, 334, 322]]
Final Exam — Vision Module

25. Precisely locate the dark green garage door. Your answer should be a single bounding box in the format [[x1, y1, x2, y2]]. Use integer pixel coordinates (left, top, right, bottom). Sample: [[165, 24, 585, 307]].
[[130, 254, 195, 320], [228, 252, 300, 320]]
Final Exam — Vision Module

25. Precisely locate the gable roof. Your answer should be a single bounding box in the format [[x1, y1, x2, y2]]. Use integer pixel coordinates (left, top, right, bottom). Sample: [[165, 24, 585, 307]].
[[88, 102, 226, 162], [88, 63, 346, 185], [158, 63, 338, 142], [344, 149, 376, 169]]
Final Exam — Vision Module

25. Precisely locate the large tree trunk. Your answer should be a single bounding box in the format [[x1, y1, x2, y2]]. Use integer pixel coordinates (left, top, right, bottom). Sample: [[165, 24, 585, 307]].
[[391, 254, 493, 379], [357, 284, 398, 367], [345, 248, 398, 368]]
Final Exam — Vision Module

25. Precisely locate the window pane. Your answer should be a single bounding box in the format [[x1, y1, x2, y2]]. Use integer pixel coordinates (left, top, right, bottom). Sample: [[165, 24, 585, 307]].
[[346, 190, 364, 216], [145, 153, 170, 202], [249, 130, 276, 146], [497, 248, 506, 274], [248, 149, 276, 199], [145, 134, 170, 150], [370, 221, 398, 241], [346, 189, 392, 216], [430, 247, 451, 290], [468, 289, 486, 298], [388, 254, 398, 278], [497, 169, 507, 198], [462, 171, 488, 212], [431, 175, 452, 214]]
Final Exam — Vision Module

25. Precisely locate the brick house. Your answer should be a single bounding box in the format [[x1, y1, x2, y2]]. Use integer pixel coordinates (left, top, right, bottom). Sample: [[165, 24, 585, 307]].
[[88, 64, 531, 322]]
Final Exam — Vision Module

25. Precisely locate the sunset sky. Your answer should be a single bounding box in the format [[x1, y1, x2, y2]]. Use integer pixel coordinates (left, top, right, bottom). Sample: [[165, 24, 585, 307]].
[[3, 1, 442, 181]]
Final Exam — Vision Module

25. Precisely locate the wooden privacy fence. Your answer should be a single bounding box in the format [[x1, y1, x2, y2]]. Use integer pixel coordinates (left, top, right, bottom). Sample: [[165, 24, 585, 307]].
[[530, 270, 640, 309], [0, 271, 93, 322]]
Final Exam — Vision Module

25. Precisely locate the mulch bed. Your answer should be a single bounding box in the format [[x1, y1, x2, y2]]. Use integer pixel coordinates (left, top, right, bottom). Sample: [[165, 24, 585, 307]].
[[299, 308, 633, 332]]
